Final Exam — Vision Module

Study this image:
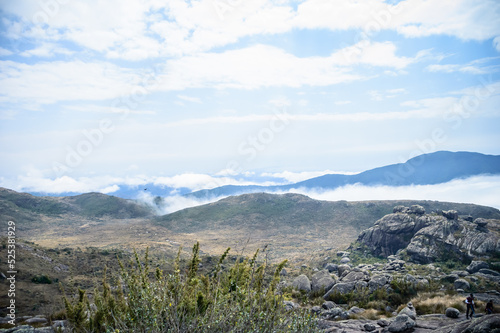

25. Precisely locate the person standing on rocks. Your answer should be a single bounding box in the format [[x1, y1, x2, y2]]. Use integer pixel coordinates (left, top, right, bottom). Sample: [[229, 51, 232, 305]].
[[485, 300, 494, 314], [466, 293, 475, 319]]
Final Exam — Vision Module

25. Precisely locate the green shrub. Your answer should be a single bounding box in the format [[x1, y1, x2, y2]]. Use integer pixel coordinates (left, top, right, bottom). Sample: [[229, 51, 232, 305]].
[[63, 243, 317, 332], [32, 274, 52, 284]]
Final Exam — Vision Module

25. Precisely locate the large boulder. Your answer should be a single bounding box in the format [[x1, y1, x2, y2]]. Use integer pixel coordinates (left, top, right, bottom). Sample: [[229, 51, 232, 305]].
[[445, 307, 460, 318], [443, 210, 458, 220], [342, 270, 369, 283], [409, 205, 426, 215], [388, 314, 416, 332], [322, 301, 336, 310], [357, 212, 432, 257], [324, 263, 338, 273], [369, 274, 389, 291], [398, 302, 417, 320], [467, 261, 489, 273], [311, 270, 335, 293], [454, 278, 470, 291], [323, 282, 356, 300], [359, 210, 500, 264], [292, 274, 311, 293], [337, 264, 351, 277]]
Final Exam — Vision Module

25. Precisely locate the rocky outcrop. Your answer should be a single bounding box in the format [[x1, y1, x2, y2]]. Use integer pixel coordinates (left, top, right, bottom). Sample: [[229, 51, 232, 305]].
[[358, 206, 500, 264], [357, 212, 432, 257]]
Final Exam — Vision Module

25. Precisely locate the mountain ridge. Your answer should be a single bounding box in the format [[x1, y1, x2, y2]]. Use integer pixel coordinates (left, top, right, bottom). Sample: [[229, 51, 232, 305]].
[[187, 151, 500, 198]]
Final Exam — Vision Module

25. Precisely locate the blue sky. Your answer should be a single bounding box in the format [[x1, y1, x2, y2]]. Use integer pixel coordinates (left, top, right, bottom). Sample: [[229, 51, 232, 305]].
[[0, 0, 500, 207]]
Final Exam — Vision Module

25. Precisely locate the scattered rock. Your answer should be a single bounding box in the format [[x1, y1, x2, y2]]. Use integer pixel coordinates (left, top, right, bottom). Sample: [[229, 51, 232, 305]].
[[451, 270, 469, 277], [467, 261, 489, 273], [377, 318, 390, 327], [398, 302, 417, 320], [322, 307, 343, 320], [393, 205, 409, 213], [337, 264, 351, 277], [322, 301, 336, 310], [323, 282, 356, 300], [478, 268, 500, 276], [409, 205, 425, 215], [348, 306, 365, 315], [454, 278, 471, 291], [363, 323, 376, 331], [280, 268, 287, 276], [340, 257, 351, 264], [324, 263, 338, 273], [337, 251, 350, 257], [443, 210, 458, 220], [292, 274, 311, 293], [474, 218, 489, 228], [25, 317, 48, 324], [311, 270, 335, 293], [368, 274, 388, 291], [342, 270, 369, 283], [445, 307, 460, 318], [387, 314, 415, 332], [441, 273, 460, 283], [283, 301, 299, 311], [311, 305, 322, 314]]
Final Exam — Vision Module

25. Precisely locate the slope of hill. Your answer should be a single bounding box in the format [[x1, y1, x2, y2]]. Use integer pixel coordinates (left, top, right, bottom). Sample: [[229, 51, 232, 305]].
[[155, 192, 500, 259], [187, 151, 500, 198], [0, 187, 155, 230]]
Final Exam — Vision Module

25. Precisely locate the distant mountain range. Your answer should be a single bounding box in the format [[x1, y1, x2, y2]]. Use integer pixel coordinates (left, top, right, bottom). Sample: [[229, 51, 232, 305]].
[[25, 151, 500, 201], [186, 151, 500, 199]]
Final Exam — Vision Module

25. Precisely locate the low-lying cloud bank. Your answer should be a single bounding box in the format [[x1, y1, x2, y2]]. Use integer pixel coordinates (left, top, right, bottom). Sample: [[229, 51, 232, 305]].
[[138, 175, 500, 215], [285, 175, 500, 210]]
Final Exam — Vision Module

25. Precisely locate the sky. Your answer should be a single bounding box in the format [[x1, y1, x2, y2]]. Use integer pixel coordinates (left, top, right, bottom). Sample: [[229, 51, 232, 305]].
[[0, 0, 500, 209]]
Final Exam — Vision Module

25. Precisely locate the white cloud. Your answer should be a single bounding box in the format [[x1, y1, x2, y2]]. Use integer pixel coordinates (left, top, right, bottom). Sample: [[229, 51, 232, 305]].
[[0, 60, 141, 104], [261, 170, 358, 183], [177, 95, 202, 103], [2, 0, 499, 62], [427, 57, 500, 75], [494, 36, 500, 52], [0, 47, 14, 56], [19, 43, 74, 57], [136, 191, 226, 214], [285, 175, 500, 210], [393, 0, 500, 41], [156, 42, 415, 91]]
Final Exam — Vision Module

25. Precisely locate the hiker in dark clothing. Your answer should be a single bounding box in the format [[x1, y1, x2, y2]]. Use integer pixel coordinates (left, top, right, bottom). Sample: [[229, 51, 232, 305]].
[[486, 300, 494, 314], [466, 294, 475, 319]]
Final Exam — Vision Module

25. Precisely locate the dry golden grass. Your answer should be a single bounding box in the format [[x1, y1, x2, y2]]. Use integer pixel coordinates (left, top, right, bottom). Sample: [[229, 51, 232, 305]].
[[407, 292, 485, 315], [350, 308, 390, 320]]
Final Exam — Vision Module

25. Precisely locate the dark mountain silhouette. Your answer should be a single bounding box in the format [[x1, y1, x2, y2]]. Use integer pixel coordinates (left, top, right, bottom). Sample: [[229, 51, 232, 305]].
[[186, 151, 500, 198]]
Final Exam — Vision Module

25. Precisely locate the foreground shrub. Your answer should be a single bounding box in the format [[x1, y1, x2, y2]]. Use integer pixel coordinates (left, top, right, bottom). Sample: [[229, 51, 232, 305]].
[[63, 243, 317, 332]]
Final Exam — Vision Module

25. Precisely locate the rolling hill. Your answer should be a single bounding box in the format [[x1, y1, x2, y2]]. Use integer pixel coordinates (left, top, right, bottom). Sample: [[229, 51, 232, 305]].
[[0, 187, 155, 231]]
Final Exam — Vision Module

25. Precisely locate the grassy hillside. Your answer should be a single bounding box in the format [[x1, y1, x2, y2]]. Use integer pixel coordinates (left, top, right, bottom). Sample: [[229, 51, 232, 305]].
[[154, 193, 500, 260], [157, 192, 500, 233], [0, 188, 155, 231]]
